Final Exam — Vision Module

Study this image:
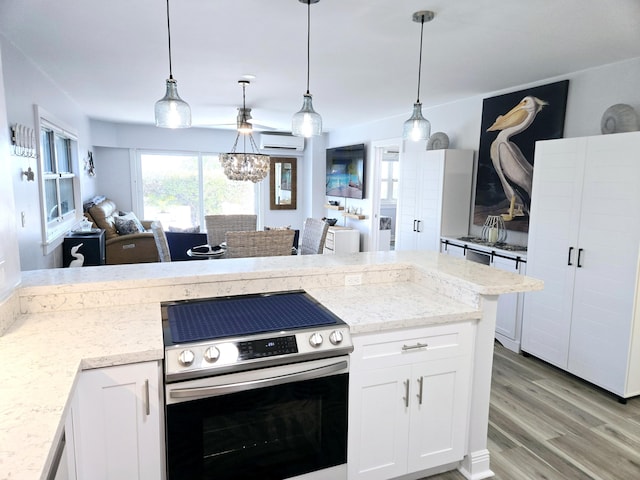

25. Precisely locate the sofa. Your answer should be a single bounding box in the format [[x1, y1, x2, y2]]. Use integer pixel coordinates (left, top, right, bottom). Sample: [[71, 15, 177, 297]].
[[84, 198, 159, 265]]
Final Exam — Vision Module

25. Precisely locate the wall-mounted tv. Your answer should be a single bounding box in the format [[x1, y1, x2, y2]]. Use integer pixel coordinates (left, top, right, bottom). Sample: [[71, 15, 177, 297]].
[[325, 143, 366, 199]]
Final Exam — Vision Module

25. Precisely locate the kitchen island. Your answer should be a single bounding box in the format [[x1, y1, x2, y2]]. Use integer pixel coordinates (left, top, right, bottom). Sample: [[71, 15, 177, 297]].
[[0, 250, 542, 480]]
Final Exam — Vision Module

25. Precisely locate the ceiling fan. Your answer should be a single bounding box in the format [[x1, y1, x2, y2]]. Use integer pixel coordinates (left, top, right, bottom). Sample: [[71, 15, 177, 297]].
[[202, 81, 277, 132]]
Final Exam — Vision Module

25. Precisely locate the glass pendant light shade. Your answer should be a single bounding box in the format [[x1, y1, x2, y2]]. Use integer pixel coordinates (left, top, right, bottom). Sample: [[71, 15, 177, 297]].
[[292, 94, 322, 138], [402, 102, 431, 141], [155, 78, 192, 128]]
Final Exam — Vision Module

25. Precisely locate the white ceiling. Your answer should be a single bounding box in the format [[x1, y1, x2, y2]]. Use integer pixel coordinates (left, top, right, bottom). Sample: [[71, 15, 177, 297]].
[[1, 0, 639, 133]]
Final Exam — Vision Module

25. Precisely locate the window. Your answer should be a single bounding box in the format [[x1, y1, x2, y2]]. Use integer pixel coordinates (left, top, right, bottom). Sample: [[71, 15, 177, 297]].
[[380, 154, 399, 202], [36, 107, 80, 251], [136, 151, 257, 230]]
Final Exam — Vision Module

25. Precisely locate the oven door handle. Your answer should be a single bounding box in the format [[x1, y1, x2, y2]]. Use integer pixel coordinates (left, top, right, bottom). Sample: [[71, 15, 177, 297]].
[[169, 360, 348, 399]]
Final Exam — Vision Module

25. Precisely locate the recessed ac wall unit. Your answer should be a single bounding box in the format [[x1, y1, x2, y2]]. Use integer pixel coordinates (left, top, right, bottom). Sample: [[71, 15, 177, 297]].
[[259, 133, 305, 152]]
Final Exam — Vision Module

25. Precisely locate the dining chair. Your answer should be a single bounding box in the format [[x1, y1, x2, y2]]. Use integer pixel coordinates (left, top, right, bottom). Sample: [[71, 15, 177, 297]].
[[151, 221, 171, 262], [225, 230, 295, 258], [205, 214, 257, 247], [298, 218, 329, 255]]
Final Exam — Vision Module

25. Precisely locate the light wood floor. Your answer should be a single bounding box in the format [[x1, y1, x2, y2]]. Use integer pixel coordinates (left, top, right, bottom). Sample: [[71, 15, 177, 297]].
[[425, 343, 640, 480]]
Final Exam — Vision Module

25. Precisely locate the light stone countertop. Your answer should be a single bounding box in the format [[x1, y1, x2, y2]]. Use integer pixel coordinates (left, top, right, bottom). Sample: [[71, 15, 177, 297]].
[[0, 250, 543, 479]]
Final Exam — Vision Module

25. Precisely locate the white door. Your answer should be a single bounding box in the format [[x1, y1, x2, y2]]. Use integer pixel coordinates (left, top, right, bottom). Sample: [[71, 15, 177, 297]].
[[567, 133, 640, 394], [348, 365, 411, 480], [407, 356, 470, 472], [74, 362, 163, 480], [521, 137, 587, 367]]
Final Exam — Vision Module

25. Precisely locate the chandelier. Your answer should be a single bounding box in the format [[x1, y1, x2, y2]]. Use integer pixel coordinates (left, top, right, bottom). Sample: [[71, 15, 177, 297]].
[[219, 81, 270, 183], [402, 11, 435, 141]]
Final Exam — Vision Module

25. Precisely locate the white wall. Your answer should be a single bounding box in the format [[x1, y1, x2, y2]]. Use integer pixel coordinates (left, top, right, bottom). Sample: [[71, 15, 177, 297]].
[[1, 34, 95, 271], [327, 57, 640, 248], [0, 47, 21, 301]]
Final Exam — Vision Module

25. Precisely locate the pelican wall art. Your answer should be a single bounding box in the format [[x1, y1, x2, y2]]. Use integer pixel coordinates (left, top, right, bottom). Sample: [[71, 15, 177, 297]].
[[473, 80, 569, 233]]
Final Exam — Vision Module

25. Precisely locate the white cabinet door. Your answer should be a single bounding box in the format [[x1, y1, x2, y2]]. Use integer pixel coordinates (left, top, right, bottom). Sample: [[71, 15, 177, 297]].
[[567, 133, 640, 395], [408, 356, 470, 472], [74, 361, 163, 480], [522, 137, 586, 368], [492, 256, 524, 344], [348, 365, 412, 480], [395, 140, 422, 251]]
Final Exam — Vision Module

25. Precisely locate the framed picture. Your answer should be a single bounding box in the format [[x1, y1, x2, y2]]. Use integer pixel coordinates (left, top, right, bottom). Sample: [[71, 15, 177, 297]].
[[473, 80, 569, 233]]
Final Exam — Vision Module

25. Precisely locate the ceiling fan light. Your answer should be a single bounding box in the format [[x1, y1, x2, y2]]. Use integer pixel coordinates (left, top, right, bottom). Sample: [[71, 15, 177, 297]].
[[402, 103, 431, 141], [155, 79, 191, 128], [292, 94, 322, 138]]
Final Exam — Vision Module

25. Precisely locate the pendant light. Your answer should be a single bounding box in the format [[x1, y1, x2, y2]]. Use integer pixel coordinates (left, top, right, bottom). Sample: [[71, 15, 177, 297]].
[[155, 0, 191, 128], [219, 81, 270, 183], [402, 11, 435, 141], [292, 0, 322, 138]]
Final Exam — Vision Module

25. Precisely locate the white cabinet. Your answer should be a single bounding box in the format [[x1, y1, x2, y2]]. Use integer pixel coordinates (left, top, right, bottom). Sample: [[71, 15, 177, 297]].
[[395, 144, 474, 252], [348, 322, 473, 480], [73, 361, 164, 479], [324, 226, 360, 254], [440, 238, 526, 353], [522, 131, 640, 399]]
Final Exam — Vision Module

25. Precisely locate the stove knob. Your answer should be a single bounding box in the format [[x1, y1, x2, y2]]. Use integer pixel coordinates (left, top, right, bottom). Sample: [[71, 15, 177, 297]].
[[309, 332, 324, 348], [204, 346, 220, 363], [329, 330, 344, 345], [178, 349, 195, 367]]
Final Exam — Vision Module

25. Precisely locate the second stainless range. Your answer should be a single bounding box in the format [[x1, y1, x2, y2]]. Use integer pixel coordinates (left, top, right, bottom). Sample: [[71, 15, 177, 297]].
[[162, 290, 353, 480]]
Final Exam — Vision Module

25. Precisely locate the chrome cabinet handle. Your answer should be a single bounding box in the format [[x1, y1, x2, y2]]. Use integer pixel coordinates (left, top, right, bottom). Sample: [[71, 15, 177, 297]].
[[415, 220, 421, 233], [412, 219, 417, 232], [403, 379, 410, 408], [143, 379, 150, 416], [416, 376, 424, 405], [577, 248, 584, 268], [402, 342, 428, 351], [568, 246, 574, 266]]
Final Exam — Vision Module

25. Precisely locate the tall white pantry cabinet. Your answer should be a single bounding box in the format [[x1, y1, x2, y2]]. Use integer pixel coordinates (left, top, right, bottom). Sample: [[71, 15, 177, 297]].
[[395, 141, 474, 252], [522, 131, 640, 400]]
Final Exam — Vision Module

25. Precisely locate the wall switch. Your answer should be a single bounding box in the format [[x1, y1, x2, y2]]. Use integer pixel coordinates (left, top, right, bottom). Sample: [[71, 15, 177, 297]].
[[345, 274, 362, 286]]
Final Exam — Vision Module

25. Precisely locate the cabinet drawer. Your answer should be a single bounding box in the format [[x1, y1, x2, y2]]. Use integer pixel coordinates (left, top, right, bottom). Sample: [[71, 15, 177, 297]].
[[352, 321, 474, 370]]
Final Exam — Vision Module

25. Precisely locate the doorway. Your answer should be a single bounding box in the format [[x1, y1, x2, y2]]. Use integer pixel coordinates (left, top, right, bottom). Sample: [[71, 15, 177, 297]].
[[370, 139, 400, 252]]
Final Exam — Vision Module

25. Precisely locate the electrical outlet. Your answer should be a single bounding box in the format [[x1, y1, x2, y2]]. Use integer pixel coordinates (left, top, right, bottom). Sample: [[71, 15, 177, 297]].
[[344, 274, 362, 286]]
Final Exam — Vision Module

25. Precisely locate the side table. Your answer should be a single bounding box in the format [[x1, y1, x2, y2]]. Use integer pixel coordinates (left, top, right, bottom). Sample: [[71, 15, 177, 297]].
[[63, 229, 106, 267]]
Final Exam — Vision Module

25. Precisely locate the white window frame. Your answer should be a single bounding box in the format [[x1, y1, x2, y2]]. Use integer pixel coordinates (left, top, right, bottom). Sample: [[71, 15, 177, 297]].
[[34, 105, 82, 255], [130, 149, 262, 229]]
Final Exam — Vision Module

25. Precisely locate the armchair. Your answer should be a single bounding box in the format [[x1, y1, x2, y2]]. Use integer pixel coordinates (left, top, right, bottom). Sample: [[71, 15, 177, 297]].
[[85, 198, 159, 265]]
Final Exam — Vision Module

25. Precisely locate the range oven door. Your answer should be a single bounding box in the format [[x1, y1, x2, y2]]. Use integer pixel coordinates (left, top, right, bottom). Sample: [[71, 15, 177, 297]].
[[165, 357, 349, 480]]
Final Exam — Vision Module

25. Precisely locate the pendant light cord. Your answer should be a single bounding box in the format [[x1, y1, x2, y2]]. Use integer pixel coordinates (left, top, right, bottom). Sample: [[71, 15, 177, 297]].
[[166, 0, 174, 80], [415, 14, 425, 103], [305, 0, 311, 95]]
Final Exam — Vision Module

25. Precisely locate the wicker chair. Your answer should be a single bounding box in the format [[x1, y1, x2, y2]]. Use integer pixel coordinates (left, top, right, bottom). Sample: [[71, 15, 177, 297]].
[[225, 230, 295, 258], [205, 214, 257, 247], [151, 221, 171, 262], [298, 218, 329, 255]]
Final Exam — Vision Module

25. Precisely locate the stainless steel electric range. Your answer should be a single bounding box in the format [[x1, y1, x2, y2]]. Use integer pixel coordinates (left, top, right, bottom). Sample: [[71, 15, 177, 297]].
[[162, 290, 353, 480]]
